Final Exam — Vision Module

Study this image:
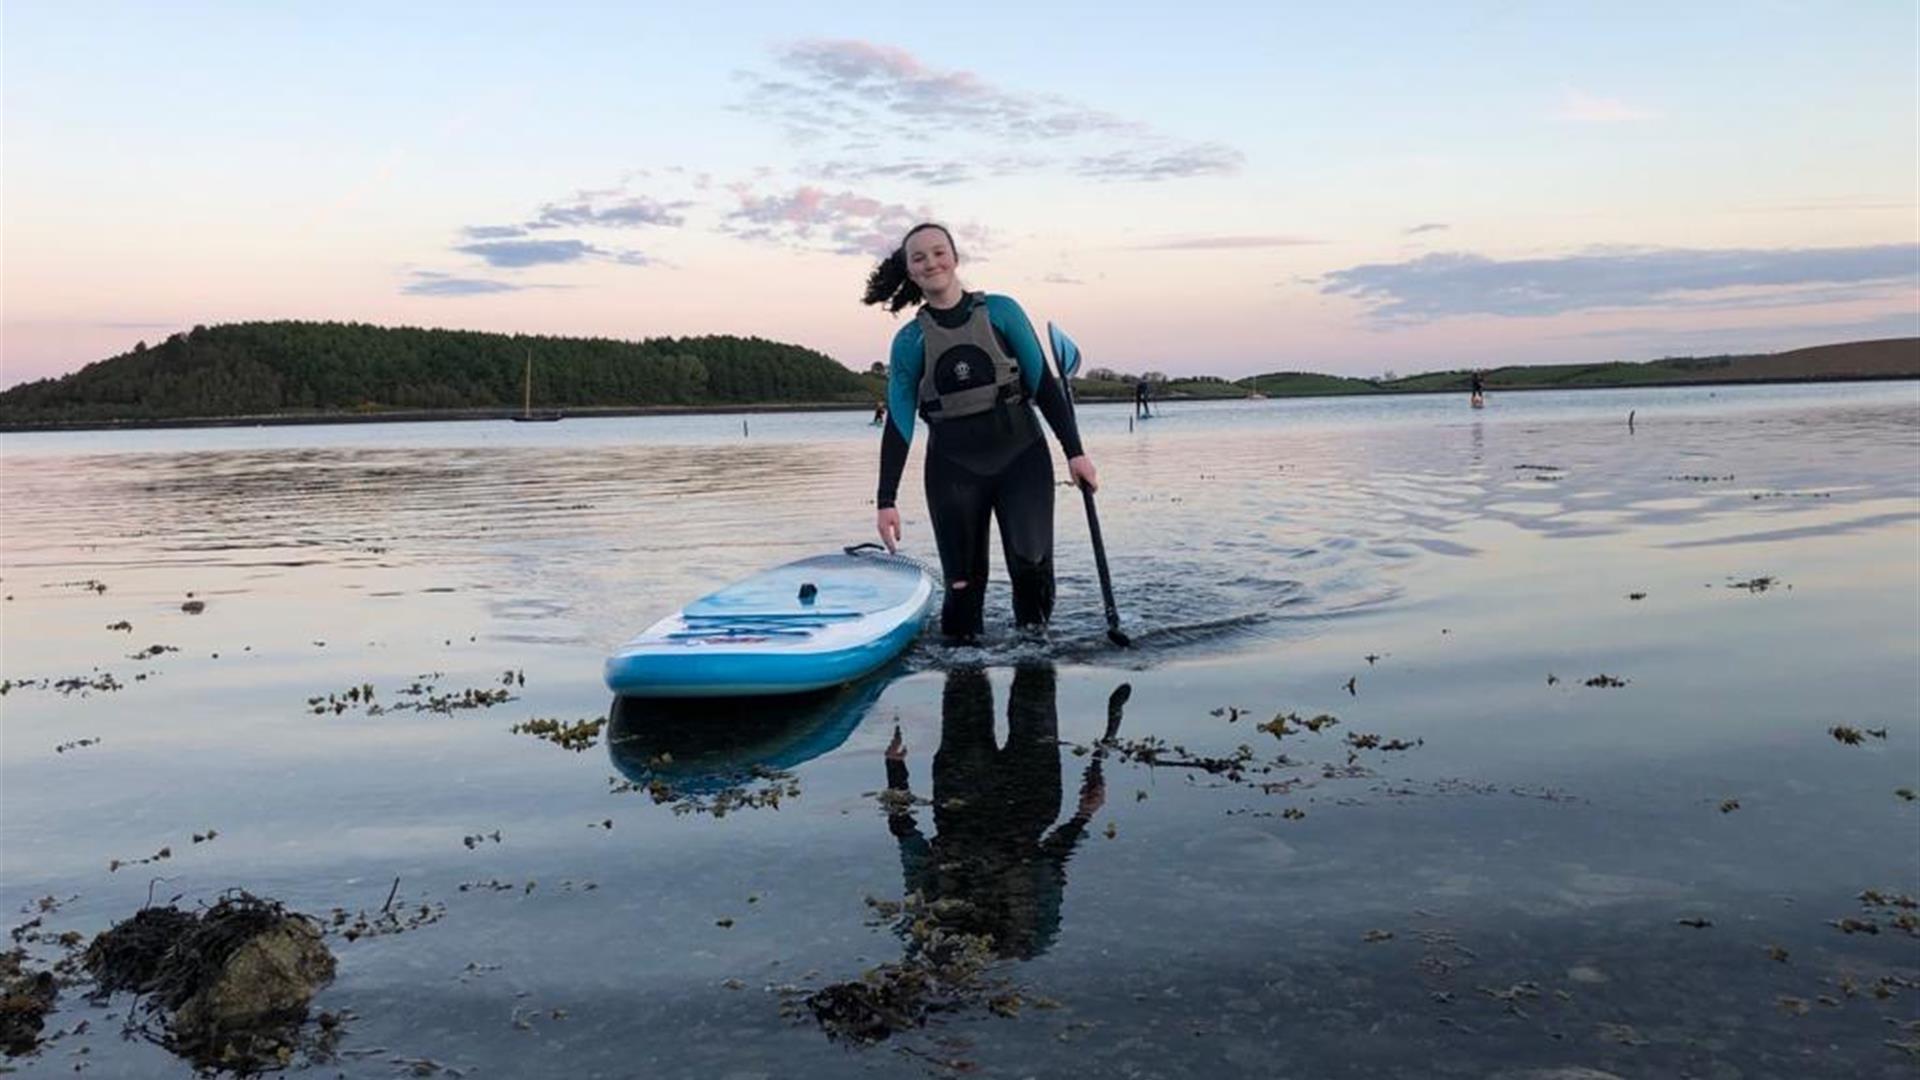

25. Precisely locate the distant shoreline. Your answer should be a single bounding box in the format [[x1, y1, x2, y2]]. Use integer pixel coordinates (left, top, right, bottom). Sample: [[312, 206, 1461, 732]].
[[0, 401, 873, 433], [3, 372, 1914, 434]]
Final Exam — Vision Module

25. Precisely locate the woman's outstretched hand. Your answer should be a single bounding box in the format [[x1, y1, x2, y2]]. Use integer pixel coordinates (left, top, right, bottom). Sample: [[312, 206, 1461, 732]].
[[876, 507, 902, 552], [1067, 454, 1099, 493]]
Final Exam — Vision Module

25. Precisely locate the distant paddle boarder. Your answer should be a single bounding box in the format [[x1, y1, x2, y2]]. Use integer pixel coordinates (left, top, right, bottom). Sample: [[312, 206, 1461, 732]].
[[1134, 378, 1152, 418], [863, 222, 1099, 642], [1469, 369, 1486, 409]]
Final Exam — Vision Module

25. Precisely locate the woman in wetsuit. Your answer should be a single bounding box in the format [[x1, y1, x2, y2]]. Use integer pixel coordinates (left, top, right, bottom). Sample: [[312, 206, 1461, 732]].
[[863, 223, 1099, 641]]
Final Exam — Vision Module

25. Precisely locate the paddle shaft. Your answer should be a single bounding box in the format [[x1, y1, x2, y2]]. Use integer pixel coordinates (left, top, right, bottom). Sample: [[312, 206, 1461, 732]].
[[1048, 322, 1129, 646], [1078, 482, 1123, 638]]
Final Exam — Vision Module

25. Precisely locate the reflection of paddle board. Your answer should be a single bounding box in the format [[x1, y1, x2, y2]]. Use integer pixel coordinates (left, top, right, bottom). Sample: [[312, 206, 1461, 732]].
[[603, 545, 935, 697], [607, 673, 891, 794]]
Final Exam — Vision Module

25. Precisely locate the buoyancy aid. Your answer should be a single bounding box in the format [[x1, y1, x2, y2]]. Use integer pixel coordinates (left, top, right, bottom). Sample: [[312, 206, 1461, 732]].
[[915, 294, 1025, 422]]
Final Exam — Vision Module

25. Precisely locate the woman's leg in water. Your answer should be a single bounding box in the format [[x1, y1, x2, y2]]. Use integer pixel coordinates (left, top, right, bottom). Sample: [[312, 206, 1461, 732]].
[[925, 452, 995, 641], [993, 440, 1056, 630]]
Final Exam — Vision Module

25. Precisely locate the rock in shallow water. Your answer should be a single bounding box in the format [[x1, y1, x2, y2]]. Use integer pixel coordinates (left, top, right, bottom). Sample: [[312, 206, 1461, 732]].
[[85, 891, 336, 1071]]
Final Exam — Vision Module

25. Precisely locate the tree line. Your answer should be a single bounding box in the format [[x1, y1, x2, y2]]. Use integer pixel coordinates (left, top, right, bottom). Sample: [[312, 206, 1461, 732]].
[[5, 323, 1905, 427], [0, 321, 880, 424]]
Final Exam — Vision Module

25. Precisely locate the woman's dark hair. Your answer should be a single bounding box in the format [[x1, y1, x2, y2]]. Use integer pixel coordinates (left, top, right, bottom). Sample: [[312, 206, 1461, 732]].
[[862, 222, 957, 314]]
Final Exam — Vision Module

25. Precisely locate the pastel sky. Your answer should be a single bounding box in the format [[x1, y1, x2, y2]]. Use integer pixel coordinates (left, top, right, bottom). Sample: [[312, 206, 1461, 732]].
[[4, 1, 1916, 387]]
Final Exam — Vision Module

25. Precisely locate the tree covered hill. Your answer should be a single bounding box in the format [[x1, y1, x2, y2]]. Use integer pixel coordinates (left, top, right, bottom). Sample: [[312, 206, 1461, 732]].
[[1370, 338, 1920, 394], [1084, 339, 1918, 403], [4, 323, 1912, 428], [0, 321, 879, 426], [1237, 338, 1919, 397]]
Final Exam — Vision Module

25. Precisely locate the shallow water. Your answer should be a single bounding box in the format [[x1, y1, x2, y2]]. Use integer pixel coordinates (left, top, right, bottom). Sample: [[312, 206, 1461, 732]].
[[2, 382, 1917, 1077]]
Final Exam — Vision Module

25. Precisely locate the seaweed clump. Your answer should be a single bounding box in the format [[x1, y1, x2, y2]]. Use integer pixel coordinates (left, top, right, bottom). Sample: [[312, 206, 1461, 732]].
[[1, 948, 59, 1057], [801, 894, 1035, 1045], [510, 716, 607, 751], [82, 905, 200, 994], [84, 892, 336, 1072]]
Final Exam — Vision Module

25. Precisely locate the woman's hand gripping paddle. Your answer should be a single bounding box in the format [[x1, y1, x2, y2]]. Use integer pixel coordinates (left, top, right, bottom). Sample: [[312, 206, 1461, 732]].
[[1048, 322, 1131, 648]]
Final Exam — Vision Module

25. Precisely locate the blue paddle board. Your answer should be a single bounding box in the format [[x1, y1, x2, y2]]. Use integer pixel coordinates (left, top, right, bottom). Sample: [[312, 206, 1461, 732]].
[[604, 545, 935, 698]]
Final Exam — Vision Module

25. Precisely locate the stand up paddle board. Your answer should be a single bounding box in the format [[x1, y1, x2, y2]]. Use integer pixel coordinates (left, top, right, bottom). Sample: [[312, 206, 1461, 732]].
[[604, 544, 935, 698]]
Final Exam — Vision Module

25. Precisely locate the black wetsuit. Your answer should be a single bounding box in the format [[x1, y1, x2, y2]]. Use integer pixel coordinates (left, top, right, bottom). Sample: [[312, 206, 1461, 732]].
[[876, 293, 1084, 640]]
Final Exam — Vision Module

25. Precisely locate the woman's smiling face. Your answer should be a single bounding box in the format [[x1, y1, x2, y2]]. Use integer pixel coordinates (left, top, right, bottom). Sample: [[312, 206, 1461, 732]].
[[904, 227, 957, 297]]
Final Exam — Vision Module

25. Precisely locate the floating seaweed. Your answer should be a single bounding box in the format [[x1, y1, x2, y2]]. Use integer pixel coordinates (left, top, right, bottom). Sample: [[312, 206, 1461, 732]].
[[2, 671, 126, 697], [798, 893, 1022, 1045], [306, 675, 513, 717], [509, 717, 606, 752], [325, 895, 446, 943], [107, 844, 173, 873], [612, 766, 801, 818]]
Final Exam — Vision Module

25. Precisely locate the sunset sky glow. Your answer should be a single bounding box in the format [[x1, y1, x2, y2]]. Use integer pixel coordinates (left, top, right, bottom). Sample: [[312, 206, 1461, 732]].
[[3, 0, 1916, 386]]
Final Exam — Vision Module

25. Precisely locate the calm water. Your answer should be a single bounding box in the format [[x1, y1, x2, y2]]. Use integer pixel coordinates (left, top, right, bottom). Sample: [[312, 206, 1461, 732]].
[[2, 382, 1917, 1078]]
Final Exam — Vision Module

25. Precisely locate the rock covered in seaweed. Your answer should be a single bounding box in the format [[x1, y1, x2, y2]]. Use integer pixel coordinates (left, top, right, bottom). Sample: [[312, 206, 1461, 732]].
[[84, 891, 336, 1072]]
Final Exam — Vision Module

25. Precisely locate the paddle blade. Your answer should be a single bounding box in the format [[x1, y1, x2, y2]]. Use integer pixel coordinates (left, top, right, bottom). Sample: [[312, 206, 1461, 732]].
[[1047, 321, 1082, 379]]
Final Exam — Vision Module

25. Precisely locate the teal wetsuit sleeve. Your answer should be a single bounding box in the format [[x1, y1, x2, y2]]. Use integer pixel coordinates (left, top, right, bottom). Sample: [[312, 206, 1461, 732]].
[[876, 323, 922, 510], [984, 295, 1047, 395], [887, 323, 922, 442], [985, 294, 1084, 460]]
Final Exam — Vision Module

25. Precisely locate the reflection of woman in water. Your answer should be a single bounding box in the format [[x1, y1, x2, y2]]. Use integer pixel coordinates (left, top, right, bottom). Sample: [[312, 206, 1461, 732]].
[[882, 666, 1113, 959]]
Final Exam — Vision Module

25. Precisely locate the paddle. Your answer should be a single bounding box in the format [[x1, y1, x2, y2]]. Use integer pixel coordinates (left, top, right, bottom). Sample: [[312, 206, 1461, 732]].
[[1046, 322, 1131, 648]]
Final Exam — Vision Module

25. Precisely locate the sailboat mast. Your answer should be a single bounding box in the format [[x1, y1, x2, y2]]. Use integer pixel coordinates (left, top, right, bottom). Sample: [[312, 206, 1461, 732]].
[[523, 349, 532, 417]]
